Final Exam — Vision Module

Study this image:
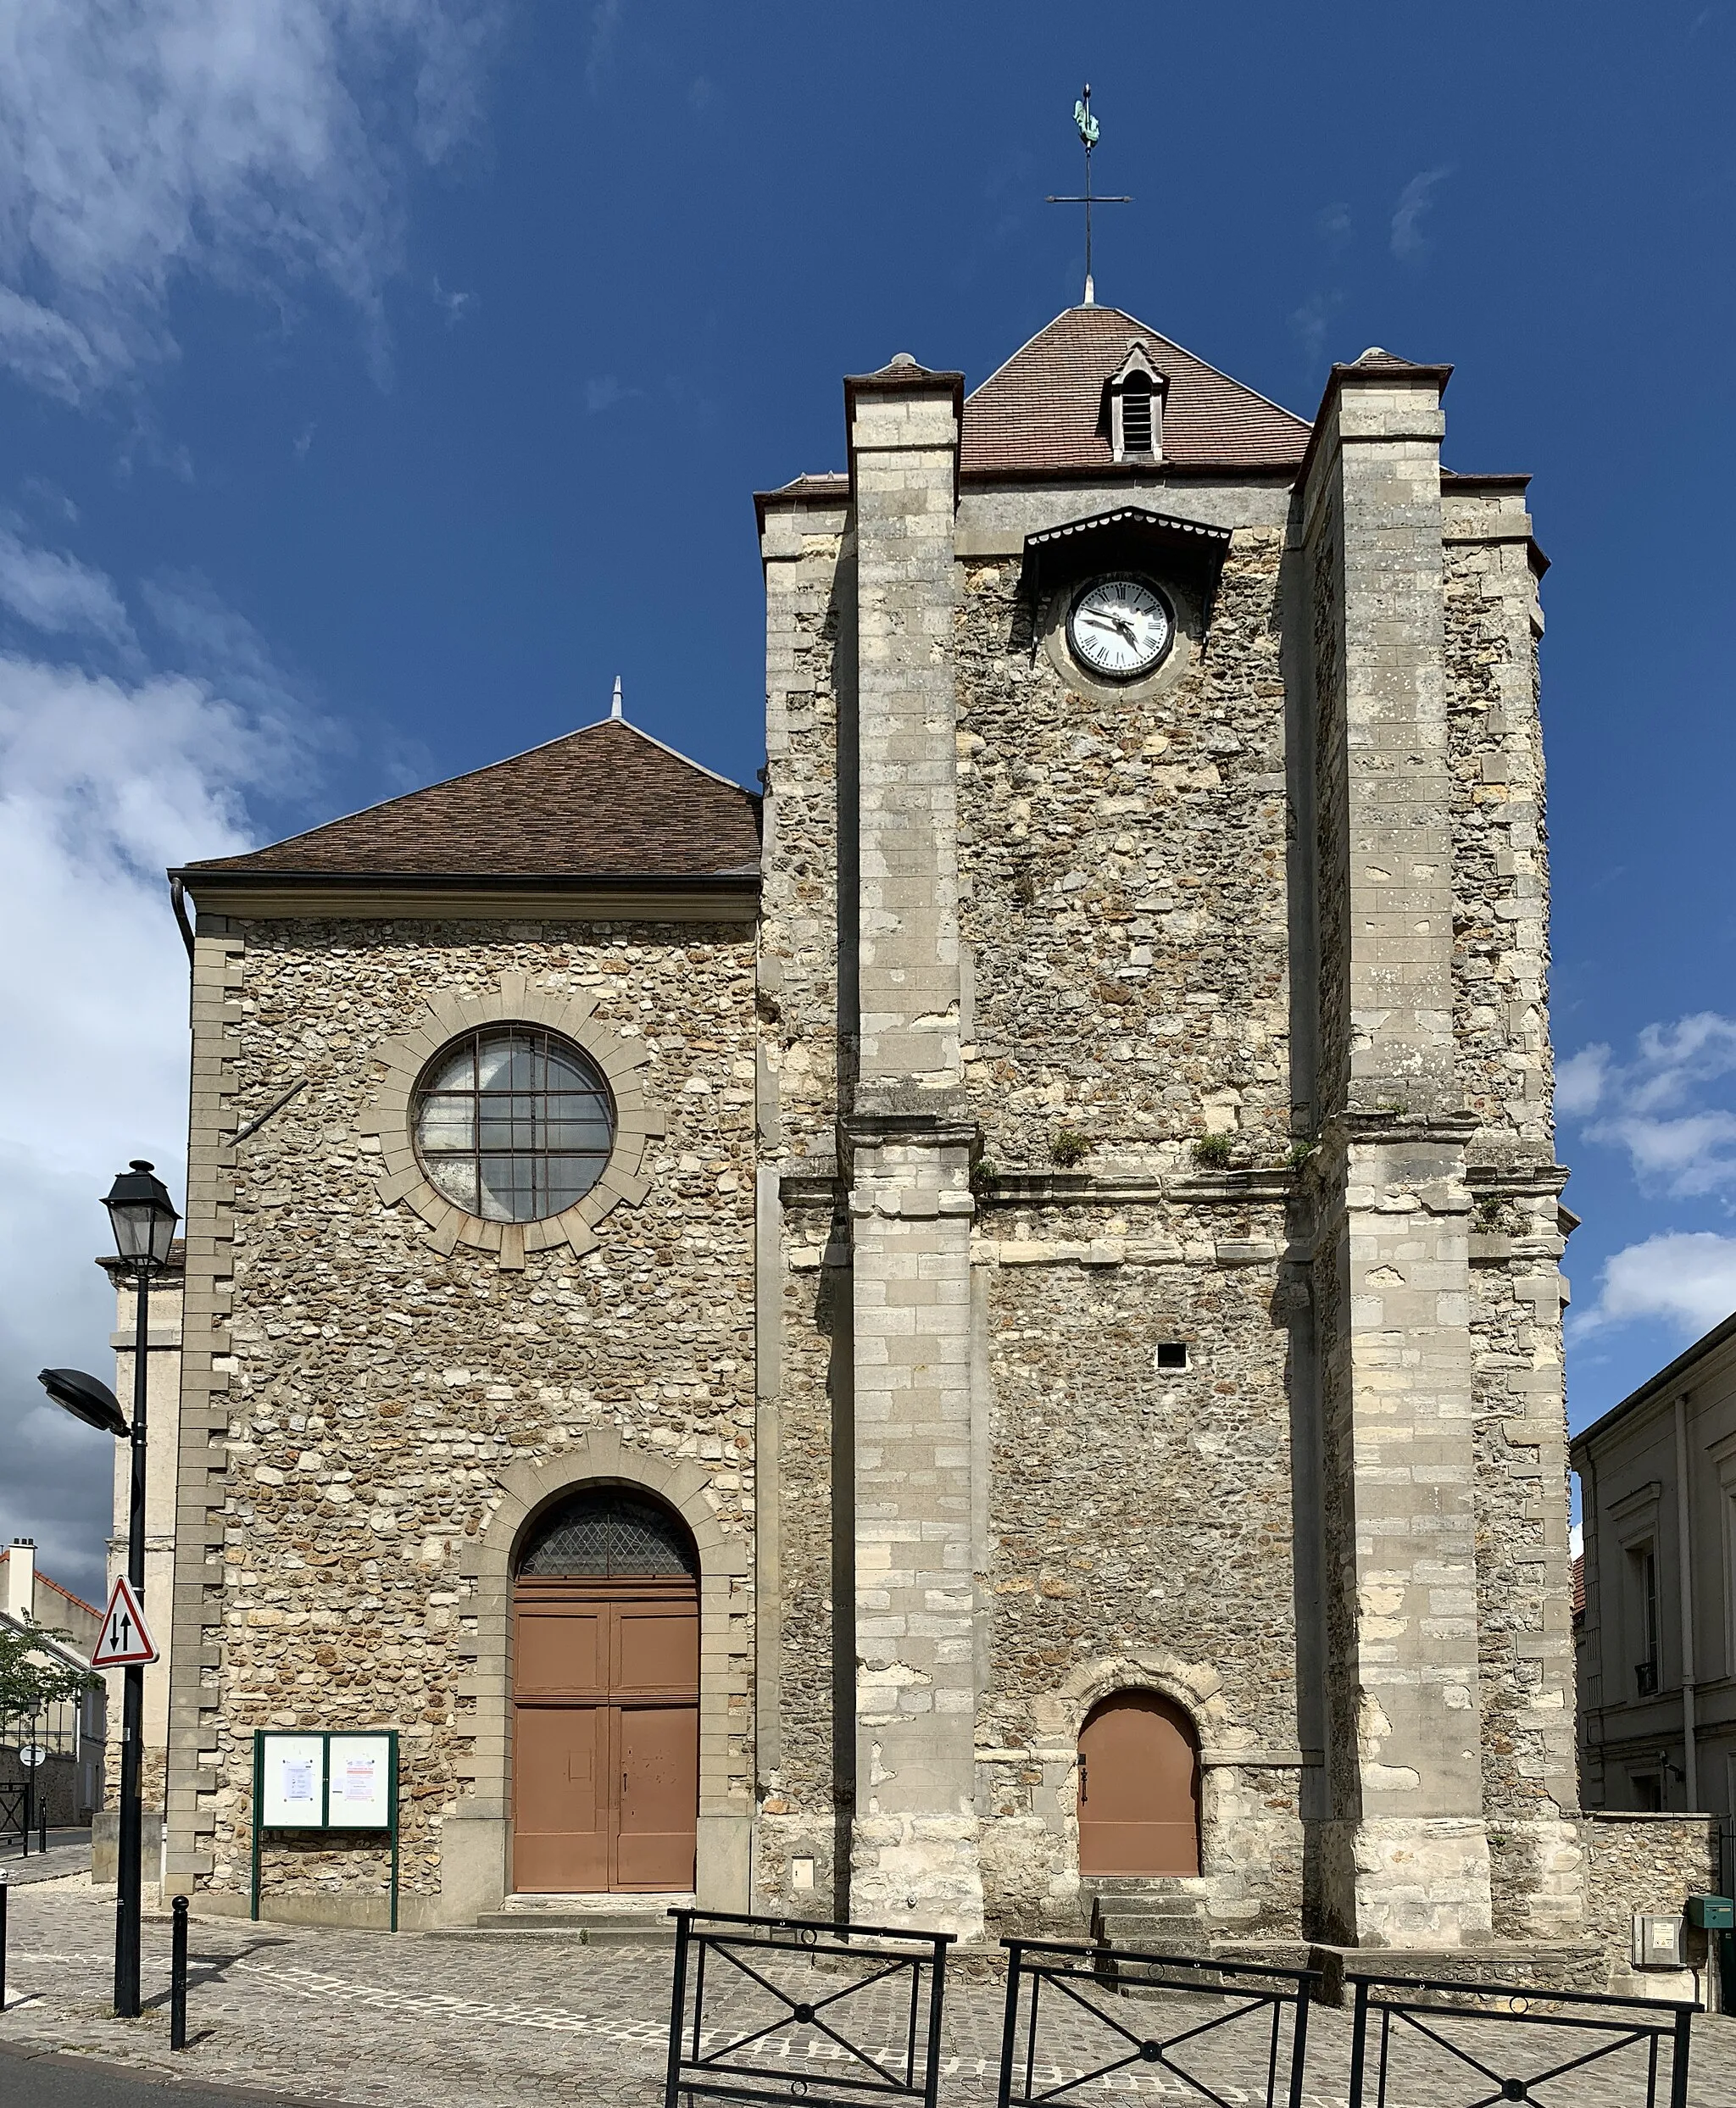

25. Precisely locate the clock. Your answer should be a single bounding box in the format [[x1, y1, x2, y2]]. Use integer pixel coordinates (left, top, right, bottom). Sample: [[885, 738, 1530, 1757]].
[[1066, 576, 1173, 681]]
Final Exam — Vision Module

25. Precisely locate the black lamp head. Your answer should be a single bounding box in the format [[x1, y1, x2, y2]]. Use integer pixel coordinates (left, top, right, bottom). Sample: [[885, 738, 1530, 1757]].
[[102, 1159, 179, 1269], [37, 1367, 130, 1439]]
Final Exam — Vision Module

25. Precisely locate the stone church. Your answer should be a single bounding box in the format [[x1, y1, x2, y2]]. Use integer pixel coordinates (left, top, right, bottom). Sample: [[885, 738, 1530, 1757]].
[[147, 297, 1580, 1950]]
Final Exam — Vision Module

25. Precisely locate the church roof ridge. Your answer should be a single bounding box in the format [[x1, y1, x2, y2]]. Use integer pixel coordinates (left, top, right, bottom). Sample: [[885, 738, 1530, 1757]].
[[175, 715, 761, 887]]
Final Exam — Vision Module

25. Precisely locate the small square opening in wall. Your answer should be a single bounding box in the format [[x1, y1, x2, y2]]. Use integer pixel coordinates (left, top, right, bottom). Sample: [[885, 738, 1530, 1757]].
[[1155, 1343, 1189, 1372]]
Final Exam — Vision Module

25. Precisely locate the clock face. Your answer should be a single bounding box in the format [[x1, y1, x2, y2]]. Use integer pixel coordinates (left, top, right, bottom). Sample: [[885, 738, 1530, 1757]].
[[1067, 577, 1173, 681]]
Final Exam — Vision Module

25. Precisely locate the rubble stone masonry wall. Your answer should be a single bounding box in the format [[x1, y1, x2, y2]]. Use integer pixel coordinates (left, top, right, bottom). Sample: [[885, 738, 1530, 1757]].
[[955, 536, 1292, 1171], [175, 916, 756, 1920], [974, 1207, 1304, 1939], [755, 1204, 848, 1918], [760, 503, 851, 1169], [1444, 512, 1551, 1160], [1583, 1812, 1721, 1996]]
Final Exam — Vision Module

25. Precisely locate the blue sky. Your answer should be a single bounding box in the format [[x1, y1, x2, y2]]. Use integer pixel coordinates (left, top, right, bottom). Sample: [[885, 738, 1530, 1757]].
[[2, 0, 1733, 1601]]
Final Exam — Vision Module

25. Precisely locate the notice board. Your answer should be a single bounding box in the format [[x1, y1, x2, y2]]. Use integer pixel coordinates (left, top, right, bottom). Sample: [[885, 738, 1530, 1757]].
[[252, 1729, 401, 1926]]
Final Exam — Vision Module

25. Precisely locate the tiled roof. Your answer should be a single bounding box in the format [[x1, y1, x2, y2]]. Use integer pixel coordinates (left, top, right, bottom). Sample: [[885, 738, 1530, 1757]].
[[960, 304, 1310, 479], [179, 720, 761, 883], [0, 1549, 101, 1622]]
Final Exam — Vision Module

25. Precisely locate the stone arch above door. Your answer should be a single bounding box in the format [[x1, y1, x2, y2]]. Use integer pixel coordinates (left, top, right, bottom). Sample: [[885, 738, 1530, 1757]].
[[452, 1429, 750, 1912], [1038, 1650, 1232, 1755]]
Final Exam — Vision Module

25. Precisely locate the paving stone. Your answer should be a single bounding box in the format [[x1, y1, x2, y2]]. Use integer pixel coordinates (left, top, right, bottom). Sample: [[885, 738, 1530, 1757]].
[[1, 1892, 1728, 2108]]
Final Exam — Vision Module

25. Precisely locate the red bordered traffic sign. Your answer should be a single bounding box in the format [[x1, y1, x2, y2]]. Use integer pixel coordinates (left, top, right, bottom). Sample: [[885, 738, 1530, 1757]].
[[91, 1575, 158, 1668]]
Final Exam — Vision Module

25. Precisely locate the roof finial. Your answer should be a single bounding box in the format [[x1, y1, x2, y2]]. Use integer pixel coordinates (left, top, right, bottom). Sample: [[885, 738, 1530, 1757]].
[[1047, 84, 1130, 308], [610, 676, 624, 720]]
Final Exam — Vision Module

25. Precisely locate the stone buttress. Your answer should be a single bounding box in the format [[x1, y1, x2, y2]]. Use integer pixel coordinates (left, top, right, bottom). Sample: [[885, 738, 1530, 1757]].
[[842, 359, 985, 1939], [1302, 358, 1496, 1945]]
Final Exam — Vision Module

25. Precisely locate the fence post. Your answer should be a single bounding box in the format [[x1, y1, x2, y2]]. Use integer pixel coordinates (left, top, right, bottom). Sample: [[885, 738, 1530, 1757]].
[[923, 1936, 948, 2108], [170, 1894, 188, 2050], [663, 1909, 690, 2108], [1345, 1977, 1370, 2108], [995, 1942, 1022, 2108], [1287, 1974, 1312, 2108], [1668, 2002, 1692, 2108]]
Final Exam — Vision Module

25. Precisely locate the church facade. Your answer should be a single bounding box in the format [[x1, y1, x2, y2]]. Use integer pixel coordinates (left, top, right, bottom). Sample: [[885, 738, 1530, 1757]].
[[157, 302, 1579, 1951]]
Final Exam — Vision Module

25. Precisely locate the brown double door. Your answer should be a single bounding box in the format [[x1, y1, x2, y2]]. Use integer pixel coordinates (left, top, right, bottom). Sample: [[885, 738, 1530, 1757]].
[[512, 1577, 698, 1893]]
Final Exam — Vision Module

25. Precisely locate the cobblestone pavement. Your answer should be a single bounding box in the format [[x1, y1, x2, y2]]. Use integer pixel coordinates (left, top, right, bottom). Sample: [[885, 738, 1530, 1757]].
[[0, 1888, 1729, 2108], [0, 1827, 92, 1886]]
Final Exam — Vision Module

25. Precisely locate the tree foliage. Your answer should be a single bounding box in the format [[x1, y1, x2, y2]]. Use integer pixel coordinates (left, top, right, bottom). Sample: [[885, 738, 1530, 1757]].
[[0, 1621, 93, 1726]]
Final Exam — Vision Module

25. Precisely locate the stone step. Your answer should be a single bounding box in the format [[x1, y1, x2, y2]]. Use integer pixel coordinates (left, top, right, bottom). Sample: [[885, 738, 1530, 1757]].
[[441, 1911, 679, 1944]]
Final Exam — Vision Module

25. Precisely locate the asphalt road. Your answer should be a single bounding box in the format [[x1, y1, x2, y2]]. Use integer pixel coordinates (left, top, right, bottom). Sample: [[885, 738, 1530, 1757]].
[[0, 2042, 328, 2107]]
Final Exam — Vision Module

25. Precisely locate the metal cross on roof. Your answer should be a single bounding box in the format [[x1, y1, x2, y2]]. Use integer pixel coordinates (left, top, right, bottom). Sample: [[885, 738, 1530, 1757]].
[[1046, 84, 1131, 309]]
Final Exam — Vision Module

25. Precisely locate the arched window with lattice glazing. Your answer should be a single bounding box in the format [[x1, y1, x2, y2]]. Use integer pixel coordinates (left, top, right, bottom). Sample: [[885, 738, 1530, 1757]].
[[515, 1487, 698, 1582]]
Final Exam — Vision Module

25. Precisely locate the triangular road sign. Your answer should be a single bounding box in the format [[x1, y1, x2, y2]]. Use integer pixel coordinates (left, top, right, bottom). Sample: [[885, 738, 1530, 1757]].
[[91, 1575, 158, 1668]]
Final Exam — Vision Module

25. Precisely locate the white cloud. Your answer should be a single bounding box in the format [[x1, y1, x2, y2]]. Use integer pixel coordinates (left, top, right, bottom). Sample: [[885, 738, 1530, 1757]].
[[1316, 203, 1352, 249], [1591, 1109, 1736, 1199], [0, 0, 502, 401], [1555, 1043, 1610, 1118], [587, 0, 625, 92], [1290, 292, 1339, 363], [1559, 1012, 1736, 1197], [0, 524, 135, 646], [0, 562, 325, 1603], [1390, 166, 1453, 262], [431, 275, 473, 326], [1570, 1231, 1736, 1344]]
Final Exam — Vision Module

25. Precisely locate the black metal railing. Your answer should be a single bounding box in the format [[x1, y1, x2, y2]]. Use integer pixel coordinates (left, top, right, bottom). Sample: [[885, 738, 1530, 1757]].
[[997, 1938, 1320, 2108], [665, 1907, 953, 2107], [0, 1783, 27, 1855], [1346, 1972, 1697, 2108]]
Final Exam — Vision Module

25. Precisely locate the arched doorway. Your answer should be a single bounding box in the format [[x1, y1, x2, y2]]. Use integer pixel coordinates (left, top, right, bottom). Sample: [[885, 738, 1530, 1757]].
[[512, 1485, 699, 1893], [1077, 1691, 1201, 1877]]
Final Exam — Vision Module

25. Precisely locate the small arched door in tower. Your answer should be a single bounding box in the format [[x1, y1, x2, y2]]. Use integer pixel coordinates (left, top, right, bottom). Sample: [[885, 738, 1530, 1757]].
[[1077, 1691, 1200, 1877]]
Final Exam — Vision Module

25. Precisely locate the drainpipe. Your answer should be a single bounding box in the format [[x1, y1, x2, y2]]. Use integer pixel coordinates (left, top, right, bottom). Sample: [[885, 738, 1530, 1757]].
[[1673, 1394, 1699, 1809], [168, 876, 195, 964]]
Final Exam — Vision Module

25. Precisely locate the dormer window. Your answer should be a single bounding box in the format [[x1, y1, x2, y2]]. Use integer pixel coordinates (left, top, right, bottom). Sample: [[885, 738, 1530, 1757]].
[[1107, 340, 1166, 464]]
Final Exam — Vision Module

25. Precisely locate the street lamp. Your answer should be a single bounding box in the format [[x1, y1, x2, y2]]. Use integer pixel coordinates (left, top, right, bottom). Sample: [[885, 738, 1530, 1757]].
[[36, 1159, 178, 2021]]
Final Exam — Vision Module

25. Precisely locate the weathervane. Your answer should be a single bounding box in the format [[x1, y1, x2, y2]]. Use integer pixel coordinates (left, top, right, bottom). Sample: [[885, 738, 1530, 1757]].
[[1046, 84, 1131, 307]]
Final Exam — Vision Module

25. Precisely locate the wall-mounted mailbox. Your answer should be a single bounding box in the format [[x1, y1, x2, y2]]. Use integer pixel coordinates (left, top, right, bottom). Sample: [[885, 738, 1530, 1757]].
[[1687, 1894, 1733, 1931]]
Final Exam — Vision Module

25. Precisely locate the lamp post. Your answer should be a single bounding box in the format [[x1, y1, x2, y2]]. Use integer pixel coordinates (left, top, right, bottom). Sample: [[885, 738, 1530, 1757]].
[[37, 1160, 178, 2020]]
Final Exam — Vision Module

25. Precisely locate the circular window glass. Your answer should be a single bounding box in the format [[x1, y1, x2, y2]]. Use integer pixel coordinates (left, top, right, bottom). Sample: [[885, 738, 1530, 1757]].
[[411, 1026, 615, 1223]]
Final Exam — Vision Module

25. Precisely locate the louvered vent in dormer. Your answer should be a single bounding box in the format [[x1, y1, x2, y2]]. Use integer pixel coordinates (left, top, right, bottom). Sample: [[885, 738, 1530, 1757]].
[[1120, 379, 1154, 456], [1106, 341, 1166, 464]]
